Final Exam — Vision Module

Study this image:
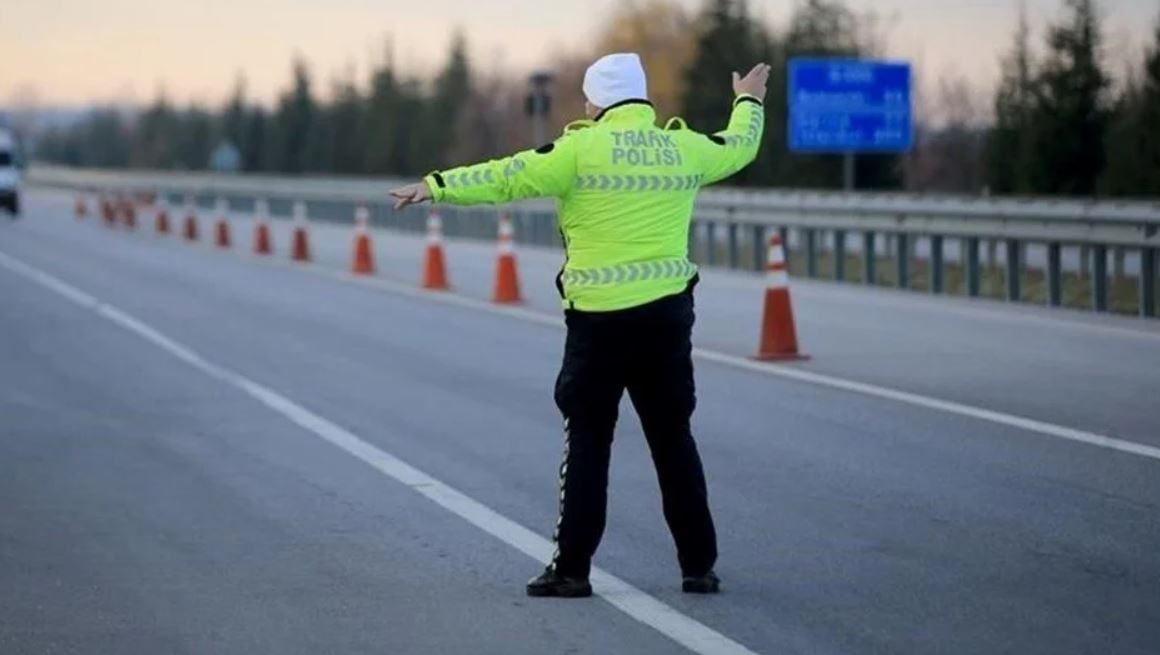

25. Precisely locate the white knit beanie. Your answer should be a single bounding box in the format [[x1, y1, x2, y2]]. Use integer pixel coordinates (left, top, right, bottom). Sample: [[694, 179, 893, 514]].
[[582, 53, 649, 109]]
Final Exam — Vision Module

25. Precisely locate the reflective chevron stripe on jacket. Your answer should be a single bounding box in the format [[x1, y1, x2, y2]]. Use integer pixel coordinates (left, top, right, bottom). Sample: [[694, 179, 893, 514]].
[[560, 259, 698, 287], [574, 174, 704, 192]]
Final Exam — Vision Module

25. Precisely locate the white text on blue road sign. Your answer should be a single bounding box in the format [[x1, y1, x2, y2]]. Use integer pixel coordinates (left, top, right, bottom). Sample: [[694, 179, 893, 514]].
[[788, 59, 913, 153]]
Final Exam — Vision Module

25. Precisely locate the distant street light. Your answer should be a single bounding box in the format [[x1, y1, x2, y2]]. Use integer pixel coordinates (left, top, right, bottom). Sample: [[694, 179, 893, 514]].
[[526, 71, 554, 147]]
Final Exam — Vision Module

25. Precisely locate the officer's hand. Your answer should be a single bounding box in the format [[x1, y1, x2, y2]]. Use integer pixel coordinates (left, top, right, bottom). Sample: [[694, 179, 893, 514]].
[[388, 182, 432, 210], [732, 63, 771, 102]]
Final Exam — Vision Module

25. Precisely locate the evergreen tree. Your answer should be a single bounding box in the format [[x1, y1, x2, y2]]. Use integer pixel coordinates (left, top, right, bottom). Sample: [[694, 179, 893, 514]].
[[1100, 71, 1145, 195], [362, 41, 428, 176], [1140, 16, 1160, 194], [425, 32, 472, 169], [681, 0, 772, 185], [363, 51, 404, 175], [81, 109, 131, 168], [1028, 0, 1109, 195], [220, 76, 248, 153], [784, 0, 860, 55], [173, 105, 214, 170], [682, 0, 760, 138], [329, 77, 367, 174], [31, 129, 72, 165], [1101, 14, 1160, 195], [396, 78, 430, 175], [269, 59, 318, 173], [309, 75, 365, 174], [986, 7, 1037, 194], [132, 92, 180, 168], [242, 107, 268, 172]]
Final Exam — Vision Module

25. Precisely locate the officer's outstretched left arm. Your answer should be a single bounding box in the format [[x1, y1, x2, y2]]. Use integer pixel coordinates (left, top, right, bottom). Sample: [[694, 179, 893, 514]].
[[421, 137, 578, 206]]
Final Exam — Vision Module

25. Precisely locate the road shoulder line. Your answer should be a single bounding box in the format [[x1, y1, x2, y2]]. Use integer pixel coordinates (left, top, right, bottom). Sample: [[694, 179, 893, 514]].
[[0, 249, 762, 655]]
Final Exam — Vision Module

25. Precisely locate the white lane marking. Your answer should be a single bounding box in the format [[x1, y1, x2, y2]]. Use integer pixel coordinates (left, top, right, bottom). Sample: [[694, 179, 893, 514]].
[[692, 350, 1160, 462], [301, 267, 1160, 463], [0, 249, 761, 655]]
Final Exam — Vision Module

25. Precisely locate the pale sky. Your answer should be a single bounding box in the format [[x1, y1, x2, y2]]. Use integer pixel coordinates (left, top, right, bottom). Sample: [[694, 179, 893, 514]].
[[2, 0, 1156, 109]]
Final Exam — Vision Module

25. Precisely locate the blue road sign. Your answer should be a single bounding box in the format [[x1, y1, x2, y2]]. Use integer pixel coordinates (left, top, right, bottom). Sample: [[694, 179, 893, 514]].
[[788, 58, 913, 153]]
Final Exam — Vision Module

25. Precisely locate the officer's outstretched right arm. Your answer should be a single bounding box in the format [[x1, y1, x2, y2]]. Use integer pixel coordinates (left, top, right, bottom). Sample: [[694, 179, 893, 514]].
[[422, 135, 578, 206], [691, 95, 766, 186]]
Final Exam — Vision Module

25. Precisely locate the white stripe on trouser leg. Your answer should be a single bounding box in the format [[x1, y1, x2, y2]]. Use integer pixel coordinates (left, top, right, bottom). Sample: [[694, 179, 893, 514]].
[[550, 417, 571, 570]]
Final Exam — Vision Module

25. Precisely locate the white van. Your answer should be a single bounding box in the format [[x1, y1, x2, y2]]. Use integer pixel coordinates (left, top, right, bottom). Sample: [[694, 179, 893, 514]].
[[0, 128, 21, 216]]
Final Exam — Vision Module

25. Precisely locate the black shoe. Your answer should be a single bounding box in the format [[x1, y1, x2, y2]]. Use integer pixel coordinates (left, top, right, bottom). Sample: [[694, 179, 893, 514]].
[[682, 570, 720, 594], [526, 567, 592, 598]]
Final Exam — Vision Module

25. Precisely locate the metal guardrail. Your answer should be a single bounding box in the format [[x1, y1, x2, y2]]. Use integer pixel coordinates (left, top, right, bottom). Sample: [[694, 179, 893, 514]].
[[28, 165, 1160, 317]]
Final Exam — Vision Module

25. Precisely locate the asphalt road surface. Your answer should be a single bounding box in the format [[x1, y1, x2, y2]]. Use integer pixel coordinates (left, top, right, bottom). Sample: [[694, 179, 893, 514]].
[[1, 189, 1158, 655]]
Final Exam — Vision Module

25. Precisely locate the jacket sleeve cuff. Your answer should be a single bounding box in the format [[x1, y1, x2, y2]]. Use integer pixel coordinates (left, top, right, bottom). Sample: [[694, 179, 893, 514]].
[[423, 174, 445, 203]]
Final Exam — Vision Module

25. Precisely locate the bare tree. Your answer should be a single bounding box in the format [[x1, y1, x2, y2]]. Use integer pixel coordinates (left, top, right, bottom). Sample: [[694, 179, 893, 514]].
[[4, 82, 42, 140], [595, 0, 695, 120], [904, 70, 986, 192]]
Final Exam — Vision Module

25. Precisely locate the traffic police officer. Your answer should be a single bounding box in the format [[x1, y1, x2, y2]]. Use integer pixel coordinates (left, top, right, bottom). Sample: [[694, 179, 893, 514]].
[[389, 53, 769, 597]]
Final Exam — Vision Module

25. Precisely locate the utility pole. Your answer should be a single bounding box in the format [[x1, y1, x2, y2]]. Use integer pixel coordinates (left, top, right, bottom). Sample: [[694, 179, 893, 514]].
[[526, 71, 554, 147], [843, 152, 855, 191]]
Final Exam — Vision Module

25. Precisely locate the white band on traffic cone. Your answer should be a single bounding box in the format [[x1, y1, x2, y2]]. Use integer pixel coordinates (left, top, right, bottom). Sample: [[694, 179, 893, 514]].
[[767, 243, 785, 267], [497, 214, 514, 255], [427, 213, 443, 245], [766, 235, 790, 290]]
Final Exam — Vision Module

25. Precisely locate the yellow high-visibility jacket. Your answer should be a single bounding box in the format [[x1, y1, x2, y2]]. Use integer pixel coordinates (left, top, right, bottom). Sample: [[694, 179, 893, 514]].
[[424, 95, 765, 311]]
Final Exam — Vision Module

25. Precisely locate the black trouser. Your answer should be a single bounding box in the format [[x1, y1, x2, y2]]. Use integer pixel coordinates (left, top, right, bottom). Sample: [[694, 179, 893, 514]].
[[550, 284, 717, 579]]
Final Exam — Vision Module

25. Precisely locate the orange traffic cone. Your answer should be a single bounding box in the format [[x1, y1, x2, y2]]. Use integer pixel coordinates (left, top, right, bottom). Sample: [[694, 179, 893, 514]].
[[75, 194, 88, 219], [755, 233, 808, 361], [290, 201, 312, 263], [422, 211, 449, 290], [100, 196, 116, 226], [155, 199, 170, 234], [351, 205, 376, 275], [253, 198, 273, 255], [492, 212, 522, 303], [120, 196, 136, 230], [183, 198, 199, 242], [213, 198, 231, 248]]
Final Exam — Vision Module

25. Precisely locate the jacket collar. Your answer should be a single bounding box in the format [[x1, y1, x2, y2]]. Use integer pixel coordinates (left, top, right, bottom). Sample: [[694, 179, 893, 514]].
[[594, 99, 655, 123]]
